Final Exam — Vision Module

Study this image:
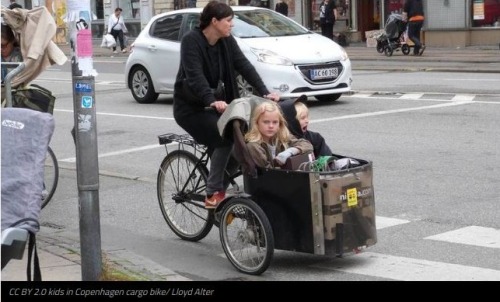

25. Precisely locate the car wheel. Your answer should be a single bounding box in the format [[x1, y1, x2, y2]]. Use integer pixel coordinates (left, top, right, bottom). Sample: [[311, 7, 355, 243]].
[[315, 93, 342, 102], [129, 66, 159, 104], [236, 74, 255, 97]]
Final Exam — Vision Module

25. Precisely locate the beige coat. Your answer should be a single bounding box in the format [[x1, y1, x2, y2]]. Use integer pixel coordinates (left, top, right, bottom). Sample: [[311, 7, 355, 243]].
[[2, 6, 67, 87], [247, 137, 314, 169]]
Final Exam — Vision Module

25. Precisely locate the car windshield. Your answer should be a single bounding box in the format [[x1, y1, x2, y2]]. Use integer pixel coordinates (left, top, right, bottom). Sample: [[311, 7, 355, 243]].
[[232, 10, 309, 38]]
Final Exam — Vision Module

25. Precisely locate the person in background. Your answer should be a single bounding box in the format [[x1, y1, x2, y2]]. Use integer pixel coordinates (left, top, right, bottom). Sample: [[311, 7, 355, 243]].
[[279, 96, 332, 158], [1, 24, 23, 83], [275, 0, 289, 16], [8, 0, 22, 9], [319, 0, 338, 40], [173, 1, 279, 209], [107, 7, 128, 54], [403, 0, 425, 56], [245, 101, 313, 169]]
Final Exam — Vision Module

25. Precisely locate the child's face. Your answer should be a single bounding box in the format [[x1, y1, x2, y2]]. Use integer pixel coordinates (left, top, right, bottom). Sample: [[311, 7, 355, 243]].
[[257, 110, 280, 143], [298, 112, 309, 133]]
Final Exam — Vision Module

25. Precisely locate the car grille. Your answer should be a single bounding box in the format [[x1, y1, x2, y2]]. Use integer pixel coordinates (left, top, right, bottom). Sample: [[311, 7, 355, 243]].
[[297, 62, 344, 84]]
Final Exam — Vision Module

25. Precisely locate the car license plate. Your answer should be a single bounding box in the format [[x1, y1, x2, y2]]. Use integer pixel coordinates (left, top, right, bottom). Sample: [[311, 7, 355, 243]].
[[310, 68, 338, 80]]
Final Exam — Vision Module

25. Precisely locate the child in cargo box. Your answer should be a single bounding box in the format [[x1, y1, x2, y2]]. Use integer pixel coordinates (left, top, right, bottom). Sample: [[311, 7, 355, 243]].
[[245, 101, 313, 168], [279, 95, 333, 158]]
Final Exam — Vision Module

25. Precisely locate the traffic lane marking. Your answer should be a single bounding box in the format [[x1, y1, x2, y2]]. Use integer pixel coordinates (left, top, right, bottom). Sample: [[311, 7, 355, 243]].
[[310, 100, 474, 124], [425, 226, 500, 249], [312, 251, 500, 281]]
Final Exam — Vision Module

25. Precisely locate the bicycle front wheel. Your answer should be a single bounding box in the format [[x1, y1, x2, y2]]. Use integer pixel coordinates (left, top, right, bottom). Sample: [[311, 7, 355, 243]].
[[157, 150, 214, 241], [42, 146, 59, 209], [220, 198, 274, 275]]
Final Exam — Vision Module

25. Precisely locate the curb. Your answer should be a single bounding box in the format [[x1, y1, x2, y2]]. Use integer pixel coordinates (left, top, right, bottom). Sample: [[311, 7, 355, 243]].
[[37, 228, 190, 281]]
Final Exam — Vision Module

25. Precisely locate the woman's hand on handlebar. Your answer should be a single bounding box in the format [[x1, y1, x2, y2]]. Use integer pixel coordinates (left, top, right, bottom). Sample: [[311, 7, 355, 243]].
[[264, 92, 280, 102], [210, 100, 228, 113]]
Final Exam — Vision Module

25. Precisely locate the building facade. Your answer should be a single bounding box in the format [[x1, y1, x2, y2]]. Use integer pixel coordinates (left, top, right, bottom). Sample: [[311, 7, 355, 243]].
[[3, 0, 499, 47]]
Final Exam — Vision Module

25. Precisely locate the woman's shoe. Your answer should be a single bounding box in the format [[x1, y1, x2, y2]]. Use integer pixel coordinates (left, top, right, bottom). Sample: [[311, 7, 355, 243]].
[[204, 191, 226, 209]]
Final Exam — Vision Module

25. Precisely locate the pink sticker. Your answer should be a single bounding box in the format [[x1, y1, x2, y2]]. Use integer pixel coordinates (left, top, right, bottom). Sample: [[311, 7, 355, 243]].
[[77, 29, 93, 57]]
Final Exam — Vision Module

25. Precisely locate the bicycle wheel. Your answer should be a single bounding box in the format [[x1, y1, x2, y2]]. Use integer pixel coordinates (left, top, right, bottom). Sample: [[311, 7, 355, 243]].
[[157, 150, 214, 241], [219, 198, 274, 275], [41, 146, 59, 209]]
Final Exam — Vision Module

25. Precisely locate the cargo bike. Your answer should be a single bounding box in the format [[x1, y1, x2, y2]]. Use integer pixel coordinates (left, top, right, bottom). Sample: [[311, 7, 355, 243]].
[[157, 97, 377, 275]]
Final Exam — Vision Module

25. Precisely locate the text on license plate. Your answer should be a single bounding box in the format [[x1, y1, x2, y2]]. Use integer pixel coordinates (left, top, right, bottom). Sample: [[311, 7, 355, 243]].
[[310, 68, 338, 80]]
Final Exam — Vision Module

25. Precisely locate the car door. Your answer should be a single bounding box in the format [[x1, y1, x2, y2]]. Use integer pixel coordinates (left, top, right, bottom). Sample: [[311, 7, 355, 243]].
[[146, 13, 184, 93]]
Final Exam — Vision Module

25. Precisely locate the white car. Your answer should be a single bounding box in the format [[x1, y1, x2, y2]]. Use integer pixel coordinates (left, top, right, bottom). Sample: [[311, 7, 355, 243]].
[[125, 6, 352, 104]]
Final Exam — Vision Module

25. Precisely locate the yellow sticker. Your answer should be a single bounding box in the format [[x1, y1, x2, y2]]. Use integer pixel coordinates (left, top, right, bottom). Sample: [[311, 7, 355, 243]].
[[347, 188, 358, 207]]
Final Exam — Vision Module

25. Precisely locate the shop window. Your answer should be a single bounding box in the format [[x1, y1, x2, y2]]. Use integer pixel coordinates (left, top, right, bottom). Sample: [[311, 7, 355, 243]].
[[384, 0, 404, 17], [174, 0, 197, 9], [472, 0, 500, 27], [118, 0, 141, 19]]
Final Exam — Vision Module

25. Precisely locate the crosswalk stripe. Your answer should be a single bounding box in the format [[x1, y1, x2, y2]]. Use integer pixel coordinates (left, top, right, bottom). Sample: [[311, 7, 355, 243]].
[[350, 93, 372, 98], [399, 93, 424, 100], [424, 226, 500, 249], [376, 216, 411, 229], [312, 252, 500, 281], [452, 94, 476, 102]]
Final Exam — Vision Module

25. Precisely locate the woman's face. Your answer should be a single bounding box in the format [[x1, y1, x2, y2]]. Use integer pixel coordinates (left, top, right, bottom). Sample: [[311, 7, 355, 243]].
[[213, 16, 234, 38], [257, 110, 281, 143], [1, 37, 14, 59]]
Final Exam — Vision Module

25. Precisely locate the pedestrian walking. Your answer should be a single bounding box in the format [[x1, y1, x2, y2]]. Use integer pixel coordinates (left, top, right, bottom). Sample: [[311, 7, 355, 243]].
[[319, 0, 338, 40], [403, 0, 425, 56], [107, 7, 128, 54]]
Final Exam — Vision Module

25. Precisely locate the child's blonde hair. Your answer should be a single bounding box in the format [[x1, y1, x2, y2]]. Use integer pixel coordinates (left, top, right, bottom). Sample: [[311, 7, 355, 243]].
[[294, 102, 309, 120], [245, 101, 291, 146]]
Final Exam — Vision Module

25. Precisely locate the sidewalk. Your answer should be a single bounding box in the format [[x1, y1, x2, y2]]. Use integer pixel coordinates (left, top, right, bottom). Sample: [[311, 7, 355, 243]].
[[1, 226, 191, 281], [59, 39, 500, 73], [1, 41, 499, 284]]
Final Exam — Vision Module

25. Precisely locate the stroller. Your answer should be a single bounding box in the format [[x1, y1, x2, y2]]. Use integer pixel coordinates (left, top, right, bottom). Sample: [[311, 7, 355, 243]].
[[376, 13, 412, 57], [1, 6, 66, 280]]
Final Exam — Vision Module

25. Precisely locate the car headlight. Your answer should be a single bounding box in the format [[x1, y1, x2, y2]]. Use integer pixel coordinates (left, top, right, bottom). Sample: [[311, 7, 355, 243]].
[[340, 47, 349, 61], [250, 48, 293, 66]]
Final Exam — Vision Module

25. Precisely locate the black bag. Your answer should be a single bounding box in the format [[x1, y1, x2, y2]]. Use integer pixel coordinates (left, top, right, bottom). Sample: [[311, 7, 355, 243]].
[[12, 84, 56, 114]]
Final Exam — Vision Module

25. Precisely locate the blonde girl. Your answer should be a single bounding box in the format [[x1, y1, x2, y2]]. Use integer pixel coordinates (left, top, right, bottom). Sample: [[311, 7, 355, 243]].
[[245, 101, 313, 168]]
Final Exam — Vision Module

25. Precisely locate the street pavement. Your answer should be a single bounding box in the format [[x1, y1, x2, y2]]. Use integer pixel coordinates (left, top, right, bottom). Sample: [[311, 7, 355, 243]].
[[1, 40, 499, 283]]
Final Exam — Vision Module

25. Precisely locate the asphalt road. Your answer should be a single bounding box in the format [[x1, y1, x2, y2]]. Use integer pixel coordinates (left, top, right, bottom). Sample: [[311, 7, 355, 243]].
[[33, 59, 500, 281]]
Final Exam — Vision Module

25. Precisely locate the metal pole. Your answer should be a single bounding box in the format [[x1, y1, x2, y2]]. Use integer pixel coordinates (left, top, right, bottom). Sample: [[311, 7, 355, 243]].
[[67, 0, 102, 281]]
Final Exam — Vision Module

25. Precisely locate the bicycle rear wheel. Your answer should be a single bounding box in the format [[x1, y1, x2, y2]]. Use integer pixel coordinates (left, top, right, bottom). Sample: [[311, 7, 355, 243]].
[[157, 150, 214, 241], [219, 198, 274, 275], [41, 146, 59, 209]]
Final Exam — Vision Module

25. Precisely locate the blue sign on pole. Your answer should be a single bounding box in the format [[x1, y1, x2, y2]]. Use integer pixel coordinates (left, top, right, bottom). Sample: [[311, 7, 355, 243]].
[[82, 96, 93, 108]]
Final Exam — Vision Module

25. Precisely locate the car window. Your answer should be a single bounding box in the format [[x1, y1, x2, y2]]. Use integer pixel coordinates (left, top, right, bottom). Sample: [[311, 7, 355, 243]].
[[184, 13, 200, 31], [150, 14, 183, 41], [233, 10, 309, 38]]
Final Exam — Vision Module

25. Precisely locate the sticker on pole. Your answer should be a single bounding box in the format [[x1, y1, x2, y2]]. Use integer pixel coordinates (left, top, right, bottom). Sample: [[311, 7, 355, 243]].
[[81, 96, 93, 108], [75, 82, 92, 93]]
